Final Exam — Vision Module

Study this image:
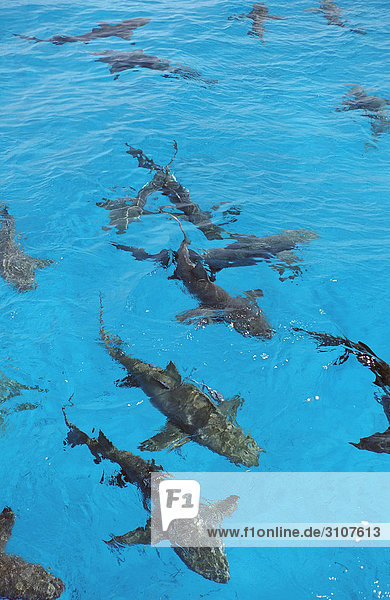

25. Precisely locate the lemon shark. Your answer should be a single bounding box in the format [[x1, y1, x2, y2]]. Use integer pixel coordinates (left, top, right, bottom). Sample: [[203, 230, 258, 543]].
[[64, 412, 239, 583], [15, 17, 150, 44], [229, 3, 286, 43], [99, 303, 263, 466]]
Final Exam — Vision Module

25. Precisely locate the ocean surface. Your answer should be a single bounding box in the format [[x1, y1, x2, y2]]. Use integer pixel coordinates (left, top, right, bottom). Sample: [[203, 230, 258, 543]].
[[1, 0, 390, 598]]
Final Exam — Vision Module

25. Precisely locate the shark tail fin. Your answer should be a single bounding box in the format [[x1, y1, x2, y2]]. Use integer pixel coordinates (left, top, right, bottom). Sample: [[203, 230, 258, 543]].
[[99, 294, 123, 348]]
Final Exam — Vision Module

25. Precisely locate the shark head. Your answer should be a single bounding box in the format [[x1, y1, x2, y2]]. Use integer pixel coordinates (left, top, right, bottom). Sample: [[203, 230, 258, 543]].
[[173, 546, 230, 583], [223, 427, 262, 467], [229, 301, 274, 340]]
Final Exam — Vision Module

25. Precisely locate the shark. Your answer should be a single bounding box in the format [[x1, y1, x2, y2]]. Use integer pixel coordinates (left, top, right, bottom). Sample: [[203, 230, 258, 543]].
[[126, 144, 225, 240], [337, 86, 389, 116], [306, 1, 366, 34], [162, 217, 273, 338], [293, 329, 390, 392], [94, 49, 216, 85], [63, 412, 238, 583], [293, 328, 390, 453], [336, 86, 390, 143], [113, 227, 318, 281], [0, 205, 53, 292], [96, 169, 167, 234], [0, 369, 43, 428], [0, 507, 64, 600], [99, 302, 263, 466], [98, 143, 225, 239], [229, 3, 286, 43], [14, 17, 150, 44]]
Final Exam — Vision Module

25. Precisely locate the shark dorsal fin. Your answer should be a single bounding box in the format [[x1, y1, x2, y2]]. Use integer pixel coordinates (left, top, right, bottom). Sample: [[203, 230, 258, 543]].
[[165, 361, 181, 383]]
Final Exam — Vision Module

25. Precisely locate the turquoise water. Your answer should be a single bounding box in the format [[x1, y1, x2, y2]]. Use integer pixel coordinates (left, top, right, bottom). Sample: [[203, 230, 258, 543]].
[[1, 0, 390, 597]]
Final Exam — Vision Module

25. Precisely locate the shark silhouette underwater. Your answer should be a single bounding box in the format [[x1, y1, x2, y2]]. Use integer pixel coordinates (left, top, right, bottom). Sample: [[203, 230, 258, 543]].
[[140, 217, 273, 338], [99, 303, 263, 466], [336, 86, 390, 142], [14, 17, 150, 45], [63, 411, 238, 583], [113, 227, 318, 282], [0, 507, 64, 600], [294, 328, 390, 455], [306, 1, 366, 34], [229, 3, 286, 43], [97, 143, 226, 240], [0, 205, 53, 292], [94, 49, 216, 85]]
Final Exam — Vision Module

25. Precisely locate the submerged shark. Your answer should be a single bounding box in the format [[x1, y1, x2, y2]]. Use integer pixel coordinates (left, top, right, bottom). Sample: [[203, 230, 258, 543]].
[[229, 3, 286, 43], [127, 144, 224, 240], [307, 1, 366, 33], [164, 218, 273, 338], [0, 369, 43, 428], [63, 412, 238, 582], [293, 329, 390, 393], [0, 507, 64, 600], [310, 1, 366, 33], [336, 86, 390, 142], [99, 303, 263, 466], [114, 227, 318, 281], [94, 49, 216, 85], [0, 206, 53, 292], [14, 17, 150, 45], [293, 328, 390, 453], [97, 169, 167, 234], [98, 144, 225, 240]]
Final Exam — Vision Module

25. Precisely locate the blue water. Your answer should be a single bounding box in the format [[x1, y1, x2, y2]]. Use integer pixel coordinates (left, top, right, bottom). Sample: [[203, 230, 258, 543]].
[[1, 0, 390, 597]]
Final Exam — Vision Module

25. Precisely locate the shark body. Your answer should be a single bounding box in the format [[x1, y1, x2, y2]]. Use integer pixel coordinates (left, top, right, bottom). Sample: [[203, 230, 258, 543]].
[[0, 507, 63, 600]]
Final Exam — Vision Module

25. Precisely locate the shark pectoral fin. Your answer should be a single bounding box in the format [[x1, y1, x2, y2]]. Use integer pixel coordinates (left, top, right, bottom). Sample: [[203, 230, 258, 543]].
[[218, 395, 244, 422], [106, 519, 152, 547], [34, 258, 54, 269], [138, 420, 190, 452], [164, 361, 182, 384], [176, 307, 222, 326], [115, 374, 140, 388]]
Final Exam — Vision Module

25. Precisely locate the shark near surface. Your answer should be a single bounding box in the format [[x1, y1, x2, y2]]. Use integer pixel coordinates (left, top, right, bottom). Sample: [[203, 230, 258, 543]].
[[113, 227, 319, 282], [99, 299, 263, 467], [14, 18, 150, 45], [63, 411, 238, 583], [294, 328, 390, 455], [229, 2, 286, 43], [98, 143, 225, 240]]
